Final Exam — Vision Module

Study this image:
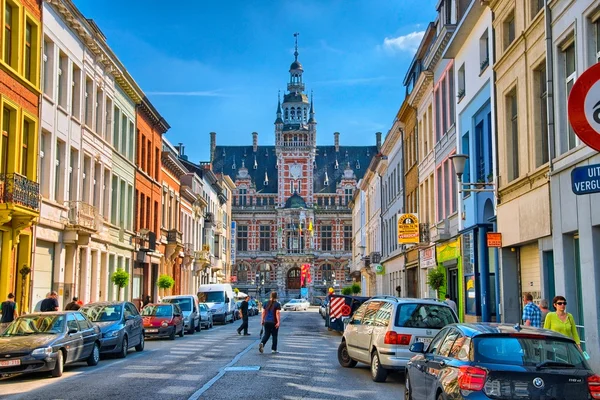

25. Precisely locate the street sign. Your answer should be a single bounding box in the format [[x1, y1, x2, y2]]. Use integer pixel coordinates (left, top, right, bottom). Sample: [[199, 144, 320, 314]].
[[397, 213, 419, 244], [571, 164, 600, 195], [568, 62, 600, 151], [486, 232, 502, 247], [300, 287, 308, 298], [373, 264, 385, 275]]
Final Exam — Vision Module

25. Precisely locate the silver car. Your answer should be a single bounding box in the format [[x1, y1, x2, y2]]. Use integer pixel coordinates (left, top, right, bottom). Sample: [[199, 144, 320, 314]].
[[162, 295, 201, 334], [198, 303, 213, 329], [283, 299, 310, 311], [337, 296, 458, 382]]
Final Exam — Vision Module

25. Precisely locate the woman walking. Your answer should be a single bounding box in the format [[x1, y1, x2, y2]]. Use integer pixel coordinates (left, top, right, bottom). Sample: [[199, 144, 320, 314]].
[[544, 295, 581, 349], [259, 291, 281, 354]]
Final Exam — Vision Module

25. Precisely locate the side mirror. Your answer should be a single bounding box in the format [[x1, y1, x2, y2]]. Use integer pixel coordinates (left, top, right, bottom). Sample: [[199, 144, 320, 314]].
[[409, 342, 425, 353], [68, 328, 78, 335]]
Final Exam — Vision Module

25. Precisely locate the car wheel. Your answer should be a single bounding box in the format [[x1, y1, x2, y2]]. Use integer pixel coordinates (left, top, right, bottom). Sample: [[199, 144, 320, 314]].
[[337, 341, 357, 368], [51, 350, 64, 377], [178, 324, 184, 337], [437, 393, 445, 400], [135, 333, 145, 352], [188, 320, 195, 335], [117, 337, 128, 359], [195, 319, 201, 332], [371, 351, 388, 382], [169, 327, 176, 340], [405, 374, 413, 400], [87, 342, 100, 366]]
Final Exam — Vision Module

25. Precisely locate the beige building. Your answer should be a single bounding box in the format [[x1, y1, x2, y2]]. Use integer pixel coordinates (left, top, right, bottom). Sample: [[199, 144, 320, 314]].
[[492, 0, 553, 322]]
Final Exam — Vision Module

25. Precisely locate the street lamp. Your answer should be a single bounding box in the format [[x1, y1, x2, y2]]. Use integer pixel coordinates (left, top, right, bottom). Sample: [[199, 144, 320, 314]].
[[449, 154, 495, 193]]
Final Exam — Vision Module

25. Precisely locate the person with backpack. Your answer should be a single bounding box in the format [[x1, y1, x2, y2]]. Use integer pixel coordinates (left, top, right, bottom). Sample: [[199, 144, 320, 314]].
[[259, 291, 281, 354]]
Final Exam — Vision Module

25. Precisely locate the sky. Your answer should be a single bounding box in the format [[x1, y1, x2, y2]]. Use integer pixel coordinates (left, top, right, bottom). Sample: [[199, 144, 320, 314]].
[[74, 1, 438, 163]]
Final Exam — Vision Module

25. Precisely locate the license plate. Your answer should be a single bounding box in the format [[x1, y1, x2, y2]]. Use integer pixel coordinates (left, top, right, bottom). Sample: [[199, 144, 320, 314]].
[[0, 359, 21, 367], [417, 337, 432, 346], [145, 329, 158, 333]]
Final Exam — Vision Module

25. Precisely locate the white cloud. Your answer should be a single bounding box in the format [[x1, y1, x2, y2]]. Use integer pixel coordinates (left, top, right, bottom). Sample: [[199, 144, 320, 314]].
[[382, 31, 425, 54]]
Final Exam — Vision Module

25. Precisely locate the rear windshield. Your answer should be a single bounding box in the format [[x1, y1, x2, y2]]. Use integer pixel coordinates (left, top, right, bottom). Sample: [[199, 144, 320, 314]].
[[474, 336, 589, 368], [163, 298, 192, 312], [395, 303, 457, 329], [141, 305, 173, 317], [81, 305, 123, 322]]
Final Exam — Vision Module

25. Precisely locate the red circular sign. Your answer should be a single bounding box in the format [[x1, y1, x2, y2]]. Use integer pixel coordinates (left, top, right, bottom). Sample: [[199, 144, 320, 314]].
[[568, 62, 600, 151]]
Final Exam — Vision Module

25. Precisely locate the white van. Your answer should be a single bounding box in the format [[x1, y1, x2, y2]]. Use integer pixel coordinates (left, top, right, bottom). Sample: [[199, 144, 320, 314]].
[[197, 284, 236, 324]]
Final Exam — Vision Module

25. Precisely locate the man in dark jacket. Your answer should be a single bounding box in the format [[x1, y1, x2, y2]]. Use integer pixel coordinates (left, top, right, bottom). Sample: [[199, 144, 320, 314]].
[[236, 295, 250, 336], [40, 291, 59, 312], [65, 297, 80, 310], [1, 293, 18, 323]]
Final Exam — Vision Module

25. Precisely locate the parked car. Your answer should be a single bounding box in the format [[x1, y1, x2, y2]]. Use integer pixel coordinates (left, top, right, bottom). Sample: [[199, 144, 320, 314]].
[[283, 299, 310, 311], [162, 295, 201, 334], [405, 323, 600, 400], [338, 296, 458, 382], [248, 299, 259, 316], [198, 303, 213, 329], [80, 301, 144, 358], [197, 283, 236, 324], [141, 303, 184, 340], [0, 312, 101, 378], [320, 299, 329, 319]]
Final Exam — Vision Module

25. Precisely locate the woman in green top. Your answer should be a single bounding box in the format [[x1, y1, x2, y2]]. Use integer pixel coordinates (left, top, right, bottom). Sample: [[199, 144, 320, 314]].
[[543, 295, 581, 350]]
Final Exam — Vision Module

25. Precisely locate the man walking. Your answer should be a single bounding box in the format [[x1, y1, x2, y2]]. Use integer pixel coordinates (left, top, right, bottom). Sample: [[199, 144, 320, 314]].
[[1, 293, 18, 323], [40, 291, 59, 312], [539, 299, 550, 325], [522, 292, 542, 328], [444, 294, 457, 314], [65, 297, 81, 311], [236, 295, 250, 336]]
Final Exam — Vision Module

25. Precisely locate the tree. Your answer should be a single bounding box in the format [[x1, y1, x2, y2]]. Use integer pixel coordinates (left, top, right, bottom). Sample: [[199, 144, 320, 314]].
[[233, 288, 240, 295], [427, 266, 446, 299], [111, 268, 130, 301], [157, 274, 175, 290], [341, 286, 352, 295], [351, 283, 361, 295]]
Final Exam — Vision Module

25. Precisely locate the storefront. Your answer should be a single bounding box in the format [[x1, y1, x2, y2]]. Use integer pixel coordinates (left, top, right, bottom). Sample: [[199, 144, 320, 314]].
[[419, 245, 436, 298], [436, 237, 463, 321]]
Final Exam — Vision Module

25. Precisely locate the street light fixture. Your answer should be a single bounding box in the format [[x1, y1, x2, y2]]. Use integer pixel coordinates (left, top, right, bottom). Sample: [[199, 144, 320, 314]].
[[449, 154, 495, 193]]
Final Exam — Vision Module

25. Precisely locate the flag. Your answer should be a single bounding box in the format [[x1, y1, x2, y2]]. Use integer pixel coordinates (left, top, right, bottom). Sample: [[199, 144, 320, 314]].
[[299, 222, 303, 237], [308, 220, 313, 233]]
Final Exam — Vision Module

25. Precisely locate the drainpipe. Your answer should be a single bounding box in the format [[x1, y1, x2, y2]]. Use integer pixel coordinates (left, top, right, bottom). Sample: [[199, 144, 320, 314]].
[[545, 0, 556, 172]]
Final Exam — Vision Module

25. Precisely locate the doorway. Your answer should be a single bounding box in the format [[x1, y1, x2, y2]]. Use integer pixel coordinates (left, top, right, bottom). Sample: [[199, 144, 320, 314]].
[[287, 267, 301, 289], [447, 267, 459, 302]]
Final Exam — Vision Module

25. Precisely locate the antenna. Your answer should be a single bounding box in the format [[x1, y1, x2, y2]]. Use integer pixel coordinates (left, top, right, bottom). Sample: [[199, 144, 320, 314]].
[[293, 32, 299, 60]]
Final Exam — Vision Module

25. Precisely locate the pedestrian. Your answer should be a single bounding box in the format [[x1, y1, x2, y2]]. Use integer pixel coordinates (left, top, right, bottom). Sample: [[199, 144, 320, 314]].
[[522, 292, 542, 328], [236, 295, 250, 336], [65, 297, 81, 311], [544, 295, 581, 350], [142, 294, 151, 308], [259, 291, 281, 354], [444, 294, 457, 314], [539, 299, 550, 325], [1, 293, 18, 323], [40, 291, 59, 312]]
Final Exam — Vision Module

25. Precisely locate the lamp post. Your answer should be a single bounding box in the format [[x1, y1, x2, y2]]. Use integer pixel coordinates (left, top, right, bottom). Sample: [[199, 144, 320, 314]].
[[449, 154, 495, 193]]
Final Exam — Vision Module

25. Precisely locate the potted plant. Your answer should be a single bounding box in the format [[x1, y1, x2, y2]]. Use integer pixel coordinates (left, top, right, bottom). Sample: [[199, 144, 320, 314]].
[[427, 266, 446, 299], [351, 283, 361, 295], [157, 274, 175, 291], [341, 286, 352, 295], [111, 268, 130, 301]]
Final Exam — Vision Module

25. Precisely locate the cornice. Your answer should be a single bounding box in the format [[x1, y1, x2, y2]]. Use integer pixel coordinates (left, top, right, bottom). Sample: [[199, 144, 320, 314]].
[[407, 71, 434, 108]]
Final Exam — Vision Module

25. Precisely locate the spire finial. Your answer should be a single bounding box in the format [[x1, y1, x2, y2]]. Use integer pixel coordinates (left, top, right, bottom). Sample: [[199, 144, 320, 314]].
[[293, 32, 299, 61]]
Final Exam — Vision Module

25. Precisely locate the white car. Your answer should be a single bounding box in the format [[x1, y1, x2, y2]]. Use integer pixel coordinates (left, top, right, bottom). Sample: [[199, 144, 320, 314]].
[[283, 299, 310, 311]]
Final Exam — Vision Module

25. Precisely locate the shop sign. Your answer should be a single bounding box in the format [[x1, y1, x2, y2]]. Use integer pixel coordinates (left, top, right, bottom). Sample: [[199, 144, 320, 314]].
[[230, 221, 237, 264], [486, 232, 502, 247], [397, 213, 419, 244], [571, 164, 600, 195], [419, 246, 436, 269], [373, 264, 385, 275], [436, 237, 461, 263]]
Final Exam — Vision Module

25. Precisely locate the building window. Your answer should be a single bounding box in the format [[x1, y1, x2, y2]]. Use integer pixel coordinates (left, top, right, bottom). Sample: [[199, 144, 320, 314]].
[[448, 65, 455, 127], [1, 107, 11, 174], [564, 41, 577, 151], [479, 30, 489, 71], [85, 77, 93, 126], [104, 97, 112, 142], [321, 225, 332, 251], [457, 64, 465, 99], [237, 225, 248, 252], [121, 114, 127, 155], [55, 139, 65, 202], [436, 166, 443, 221], [504, 11, 515, 50], [21, 119, 30, 177], [43, 38, 53, 97], [344, 225, 352, 251], [506, 88, 519, 181], [68, 148, 78, 201], [321, 263, 333, 282], [113, 106, 120, 148], [111, 175, 118, 224], [24, 22, 32, 81], [57, 52, 68, 109], [259, 225, 270, 251], [344, 188, 353, 205], [103, 168, 110, 219], [435, 87, 442, 141], [140, 134, 146, 172], [95, 88, 104, 136], [239, 188, 247, 206], [535, 64, 549, 167], [72, 64, 81, 119], [531, 0, 543, 19], [3, 1, 16, 68], [146, 138, 151, 173]]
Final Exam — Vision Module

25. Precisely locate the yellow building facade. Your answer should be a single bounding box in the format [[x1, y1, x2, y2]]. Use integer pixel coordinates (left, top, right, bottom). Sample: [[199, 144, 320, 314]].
[[0, 0, 42, 312]]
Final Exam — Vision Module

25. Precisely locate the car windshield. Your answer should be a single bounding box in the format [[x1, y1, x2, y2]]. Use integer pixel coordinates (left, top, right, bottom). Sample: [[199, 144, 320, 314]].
[[395, 303, 457, 329], [163, 298, 192, 312], [80, 305, 123, 322], [474, 336, 589, 368], [288, 300, 300, 303], [2, 315, 65, 336], [141, 305, 173, 317], [198, 291, 225, 303]]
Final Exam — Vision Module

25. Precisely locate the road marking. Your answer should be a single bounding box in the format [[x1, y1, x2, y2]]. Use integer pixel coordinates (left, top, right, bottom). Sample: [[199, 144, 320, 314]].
[[223, 366, 260, 371]]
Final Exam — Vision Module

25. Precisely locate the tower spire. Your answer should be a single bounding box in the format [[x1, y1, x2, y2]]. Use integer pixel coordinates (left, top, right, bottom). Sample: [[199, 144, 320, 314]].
[[293, 32, 299, 61]]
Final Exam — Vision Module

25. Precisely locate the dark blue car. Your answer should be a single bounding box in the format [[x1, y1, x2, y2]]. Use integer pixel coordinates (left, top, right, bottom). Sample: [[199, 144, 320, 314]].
[[405, 323, 600, 400]]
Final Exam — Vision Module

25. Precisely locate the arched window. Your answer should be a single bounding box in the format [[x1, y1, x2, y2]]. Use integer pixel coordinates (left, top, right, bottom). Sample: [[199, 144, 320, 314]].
[[259, 263, 271, 283], [237, 264, 248, 283], [321, 263, 333, 283]]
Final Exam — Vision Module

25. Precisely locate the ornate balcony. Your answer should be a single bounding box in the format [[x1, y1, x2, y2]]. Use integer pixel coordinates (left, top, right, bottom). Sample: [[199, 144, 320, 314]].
[[211, 258, 223, 271], [67, 201, 99, 232], [214, 221, 226, 235], [183, 243, 194, 257], [204, 212, 214, 228], [167, 229, 182, 245], [0, 173, 40, 211]]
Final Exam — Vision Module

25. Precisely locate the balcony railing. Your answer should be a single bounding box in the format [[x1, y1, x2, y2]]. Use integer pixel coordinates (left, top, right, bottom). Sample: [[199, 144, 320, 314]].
[[0, 173, 40, 211], [204, 212, 214, 228], [67, 201, 99, 231], [167, 229, 182, 245]]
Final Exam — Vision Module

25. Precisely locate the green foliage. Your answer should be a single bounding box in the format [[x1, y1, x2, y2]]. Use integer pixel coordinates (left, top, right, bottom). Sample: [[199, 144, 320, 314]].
[[157, 274, 175, 290], [427, 266, 446, 293], [341, 286, 352, 295], [233, 288, 239, 294], [351, 283, 361, 295], [111, 268, 130, 301]]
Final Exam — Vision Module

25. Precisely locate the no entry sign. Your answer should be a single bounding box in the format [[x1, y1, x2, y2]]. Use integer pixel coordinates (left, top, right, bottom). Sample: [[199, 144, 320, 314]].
[[568, 62, 600, 151]]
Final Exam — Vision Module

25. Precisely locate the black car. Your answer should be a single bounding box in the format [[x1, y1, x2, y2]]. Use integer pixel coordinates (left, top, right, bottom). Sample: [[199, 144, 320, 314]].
[[405, 323, 600, 400], [80, 301, 144, 358], [0, 312, 101, 378]]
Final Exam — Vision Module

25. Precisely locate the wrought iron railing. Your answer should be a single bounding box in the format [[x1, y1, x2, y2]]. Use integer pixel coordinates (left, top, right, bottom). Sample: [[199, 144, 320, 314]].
[[67, 201, 99, 231], [167, 229, 182, 244], [0, 173, 40, 211]]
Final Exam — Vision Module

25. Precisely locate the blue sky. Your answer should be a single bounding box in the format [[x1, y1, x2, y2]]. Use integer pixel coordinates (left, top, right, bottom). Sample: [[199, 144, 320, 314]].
[[74, 1, 438, 163]]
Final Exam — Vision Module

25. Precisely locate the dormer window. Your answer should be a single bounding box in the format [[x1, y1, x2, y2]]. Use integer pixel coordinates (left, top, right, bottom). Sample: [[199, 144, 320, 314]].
[[264, 171, 269, 186], [313, 160, 316, 169], [291, 181, 295, 194], [334, 159, 339, 169], [253, 158, 258, 169], [232, 161, 237, 170], [324, 171, 329, 186], [355, 160, 361, 170]]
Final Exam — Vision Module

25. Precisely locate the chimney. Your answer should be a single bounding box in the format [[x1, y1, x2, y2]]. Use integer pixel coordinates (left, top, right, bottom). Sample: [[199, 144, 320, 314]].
[[210, 132, 216, 162], [376, 132, 382, 151], [334, 132, 340, 152], [252, 132, 258, 152], [177, 143, 184, 157]]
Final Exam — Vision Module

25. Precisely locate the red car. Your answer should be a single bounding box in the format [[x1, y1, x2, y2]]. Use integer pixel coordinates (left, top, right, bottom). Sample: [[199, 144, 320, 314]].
[[141, 303, 184, 340]]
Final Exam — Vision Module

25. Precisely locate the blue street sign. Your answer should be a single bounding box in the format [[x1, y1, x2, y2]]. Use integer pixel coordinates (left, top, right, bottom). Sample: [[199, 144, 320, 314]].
[[300, 287, 308, 298], [572, 164, 600, 195]]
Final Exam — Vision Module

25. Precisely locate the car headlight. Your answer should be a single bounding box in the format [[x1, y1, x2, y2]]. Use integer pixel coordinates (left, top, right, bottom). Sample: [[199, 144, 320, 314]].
[[161, 321, 169, 328], [32, 346, 53, 356], [103, 330, 120, 338]]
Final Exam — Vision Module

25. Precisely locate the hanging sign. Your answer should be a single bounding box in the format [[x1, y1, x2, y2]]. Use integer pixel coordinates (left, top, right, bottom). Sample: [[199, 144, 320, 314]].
[[397, 213, 419, 244], [486, 232, 502, 247]]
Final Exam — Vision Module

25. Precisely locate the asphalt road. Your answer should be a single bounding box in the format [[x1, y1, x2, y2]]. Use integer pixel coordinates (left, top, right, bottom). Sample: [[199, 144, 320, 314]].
[[0, 308, 405, 400]]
